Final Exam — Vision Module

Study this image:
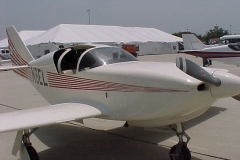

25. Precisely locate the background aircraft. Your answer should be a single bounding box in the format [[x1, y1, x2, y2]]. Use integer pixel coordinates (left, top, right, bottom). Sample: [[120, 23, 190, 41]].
[[1, 26, 240, 160], [0, 48, 10, 60], [181, 31, 240, 66], [0, 49, 11, 66]]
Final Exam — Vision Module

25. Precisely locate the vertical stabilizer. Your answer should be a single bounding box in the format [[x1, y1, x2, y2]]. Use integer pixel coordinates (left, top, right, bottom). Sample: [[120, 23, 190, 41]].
[[182, 31, 205, 50], [6, 26, 34, 65]]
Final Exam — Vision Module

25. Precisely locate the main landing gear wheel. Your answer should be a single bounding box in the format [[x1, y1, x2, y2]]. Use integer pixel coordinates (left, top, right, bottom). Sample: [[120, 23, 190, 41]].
[[26, 146, 39, 160], [169, 123, 191, 160], [22, 129, 39, 160]]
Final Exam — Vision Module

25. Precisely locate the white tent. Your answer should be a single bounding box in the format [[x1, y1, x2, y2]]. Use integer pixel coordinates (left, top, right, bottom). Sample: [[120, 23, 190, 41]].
[[24, 24, 182, 55], [138, 42, 175, 55], [0, 30, 56, 59], [0, 30, 45, 48], [25, 24, 182, 45], [0, 24, 182, 55]]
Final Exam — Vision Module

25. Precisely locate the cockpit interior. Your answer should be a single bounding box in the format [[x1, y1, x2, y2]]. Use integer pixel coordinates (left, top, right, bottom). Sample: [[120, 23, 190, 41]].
[[53, 45, 138, 74]]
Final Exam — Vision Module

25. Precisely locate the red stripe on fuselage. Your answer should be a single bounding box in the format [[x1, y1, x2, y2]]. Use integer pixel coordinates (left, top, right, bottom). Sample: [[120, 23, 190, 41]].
[[47, 72, 189, 93], [182, 51, 240, 58]]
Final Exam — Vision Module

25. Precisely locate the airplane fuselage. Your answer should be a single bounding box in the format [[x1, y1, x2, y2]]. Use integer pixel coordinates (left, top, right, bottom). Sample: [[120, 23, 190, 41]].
[[10, 43, 240, 128], [15, 60, 217, 127]]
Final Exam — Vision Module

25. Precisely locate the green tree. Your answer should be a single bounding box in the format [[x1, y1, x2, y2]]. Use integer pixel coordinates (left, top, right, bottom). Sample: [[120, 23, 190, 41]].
[[172, 32, 182, 38], [202, 28, 229, 44]]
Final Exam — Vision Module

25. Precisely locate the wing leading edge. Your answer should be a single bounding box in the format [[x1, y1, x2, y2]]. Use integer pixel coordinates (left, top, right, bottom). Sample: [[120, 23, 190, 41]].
[[0, 103, 102, 133]]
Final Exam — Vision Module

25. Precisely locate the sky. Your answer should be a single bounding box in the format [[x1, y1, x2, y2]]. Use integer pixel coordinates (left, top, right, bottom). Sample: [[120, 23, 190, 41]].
[[0, 0, 239, 40]]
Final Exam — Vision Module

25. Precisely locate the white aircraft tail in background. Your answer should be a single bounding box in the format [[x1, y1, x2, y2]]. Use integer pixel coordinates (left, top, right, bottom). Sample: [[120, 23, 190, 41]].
[[181, 31, 240, 66], [181, 31, 207, 50]]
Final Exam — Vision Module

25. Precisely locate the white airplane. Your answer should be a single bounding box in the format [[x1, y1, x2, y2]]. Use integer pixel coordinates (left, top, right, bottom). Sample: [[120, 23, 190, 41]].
[[1, 26, 240, 160], [181, 31, 240, 66]]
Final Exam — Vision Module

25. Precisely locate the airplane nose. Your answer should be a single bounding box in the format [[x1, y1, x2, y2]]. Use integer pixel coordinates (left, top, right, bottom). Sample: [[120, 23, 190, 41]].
[[211, 70, 240, 99], [176, 57, 240, 99]]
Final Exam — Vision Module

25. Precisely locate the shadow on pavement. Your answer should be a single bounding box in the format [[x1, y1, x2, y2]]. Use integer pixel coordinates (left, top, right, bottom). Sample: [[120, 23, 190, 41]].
[[33, 106, 226, 160]]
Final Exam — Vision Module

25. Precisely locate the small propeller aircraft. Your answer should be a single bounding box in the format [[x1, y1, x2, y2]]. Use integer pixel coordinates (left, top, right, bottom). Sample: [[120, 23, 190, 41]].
[[181, 31, 240, 66], [1, 26, 240, 160]]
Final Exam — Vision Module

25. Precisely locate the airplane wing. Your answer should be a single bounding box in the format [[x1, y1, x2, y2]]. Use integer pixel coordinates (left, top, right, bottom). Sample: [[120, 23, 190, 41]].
[[0, 65, 29, 71], [0, 103, 102, 133]]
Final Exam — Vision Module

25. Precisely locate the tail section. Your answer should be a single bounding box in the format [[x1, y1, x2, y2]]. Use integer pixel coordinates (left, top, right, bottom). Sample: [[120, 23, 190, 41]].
[[182, 31, 206, 50], [6, 26, 34, 66]]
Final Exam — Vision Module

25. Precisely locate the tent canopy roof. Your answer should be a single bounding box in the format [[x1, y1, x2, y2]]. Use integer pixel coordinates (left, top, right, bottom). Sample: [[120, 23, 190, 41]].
[[0, 30, 45, 48], [0, 24, 182, 48], [25, 24, 182, 45]]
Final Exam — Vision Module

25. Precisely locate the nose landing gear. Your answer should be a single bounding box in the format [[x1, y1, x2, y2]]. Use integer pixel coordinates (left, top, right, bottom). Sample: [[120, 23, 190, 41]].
[[169, 123, 191, 160]]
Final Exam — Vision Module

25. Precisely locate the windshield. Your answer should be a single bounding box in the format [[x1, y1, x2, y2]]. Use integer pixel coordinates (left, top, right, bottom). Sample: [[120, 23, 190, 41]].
[[228, 43, 240, 51], [92, 47, 137, 64], [219, 40, 226, 45], [78, 46, 138, 71]]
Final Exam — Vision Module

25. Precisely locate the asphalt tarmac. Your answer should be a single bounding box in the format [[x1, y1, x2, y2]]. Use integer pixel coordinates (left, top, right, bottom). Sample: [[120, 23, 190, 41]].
[[1, 54, 240, 160]]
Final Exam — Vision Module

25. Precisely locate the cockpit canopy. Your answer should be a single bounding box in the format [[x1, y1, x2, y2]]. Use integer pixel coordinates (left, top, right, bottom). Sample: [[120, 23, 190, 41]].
[[53, 45, 138, 74], [228, 43, 240, 51]]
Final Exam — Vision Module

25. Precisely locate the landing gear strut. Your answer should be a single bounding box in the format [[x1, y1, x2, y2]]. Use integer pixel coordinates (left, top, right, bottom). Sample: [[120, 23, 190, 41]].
[[22, 129, 39, 160], [169, 123, 191, 160]]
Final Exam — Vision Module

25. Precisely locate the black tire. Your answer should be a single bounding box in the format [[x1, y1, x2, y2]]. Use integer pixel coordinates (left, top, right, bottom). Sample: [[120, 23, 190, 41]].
[[26, 146, 40, 160], [169, 144, 191, 160]]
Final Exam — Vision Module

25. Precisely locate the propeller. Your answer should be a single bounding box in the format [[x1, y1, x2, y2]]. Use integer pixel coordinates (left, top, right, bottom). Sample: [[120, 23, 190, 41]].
[[176, 57, 221, 87]]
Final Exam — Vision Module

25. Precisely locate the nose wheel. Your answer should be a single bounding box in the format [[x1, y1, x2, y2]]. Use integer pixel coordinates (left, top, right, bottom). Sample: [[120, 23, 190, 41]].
[[169, 123, 191, 160]]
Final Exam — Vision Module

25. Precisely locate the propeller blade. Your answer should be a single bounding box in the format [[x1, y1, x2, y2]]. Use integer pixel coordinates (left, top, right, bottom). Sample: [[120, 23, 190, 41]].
[[176, 57, 221, 87]]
